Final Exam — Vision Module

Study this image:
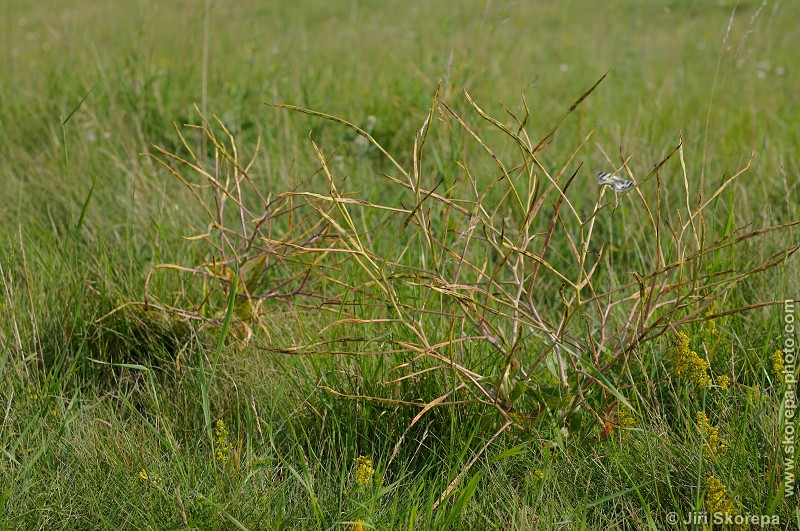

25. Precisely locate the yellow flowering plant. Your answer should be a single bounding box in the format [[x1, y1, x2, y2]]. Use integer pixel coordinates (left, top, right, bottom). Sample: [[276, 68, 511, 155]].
[[671, 307, 735, 394], [696, 411, 728, 460], [349, 519, 366, 531], [348, 456, 376, 529], [353, 455, 375, 488], [616, 405, 636, 428], [705, 476, 741, 526], [714, 375, 731, 391], [698, 305, 722, 361], [214, 419, 234, 464], [772, 350, 785, 384], [670, 331, 711, 388]]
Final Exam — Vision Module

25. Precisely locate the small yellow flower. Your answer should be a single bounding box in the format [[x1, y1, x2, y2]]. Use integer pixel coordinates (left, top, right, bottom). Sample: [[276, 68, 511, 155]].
[[715, 375, 731, 391], [700, 306, 719, 341], [746, 385, 762, 402], [670, 332, 711, 387], [772, 350, 785, 383], [353, 456, 375, 487], [138, 469, 148, 481], [533, 469, 544, 480], [214, 419, 234, 463], [705, 476, 738, 518], [350, 519, 366, 531], [616, 406, 636, 428], [696, 411, 728, 460], [26, 386, 40, 401]]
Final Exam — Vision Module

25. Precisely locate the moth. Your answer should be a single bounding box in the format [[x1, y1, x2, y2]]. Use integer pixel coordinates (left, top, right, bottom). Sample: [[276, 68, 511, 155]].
[[596, 171, 635, 194]]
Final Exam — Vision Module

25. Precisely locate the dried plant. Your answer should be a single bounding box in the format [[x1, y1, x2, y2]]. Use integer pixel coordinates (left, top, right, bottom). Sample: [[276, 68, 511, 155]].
[[145, 81, 799, 501]]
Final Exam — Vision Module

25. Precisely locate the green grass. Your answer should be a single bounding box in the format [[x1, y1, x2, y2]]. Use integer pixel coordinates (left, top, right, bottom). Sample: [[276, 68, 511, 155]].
[[2, 0, 799, 529]]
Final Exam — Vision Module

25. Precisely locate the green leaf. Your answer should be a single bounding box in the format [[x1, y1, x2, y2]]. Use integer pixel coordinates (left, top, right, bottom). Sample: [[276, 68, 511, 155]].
[[491, 444, 528, 462], [442, 473, 481, 527]]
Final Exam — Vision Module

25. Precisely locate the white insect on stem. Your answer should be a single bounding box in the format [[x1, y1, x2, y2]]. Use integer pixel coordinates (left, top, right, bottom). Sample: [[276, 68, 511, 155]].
[[596, 171, 635, 195]]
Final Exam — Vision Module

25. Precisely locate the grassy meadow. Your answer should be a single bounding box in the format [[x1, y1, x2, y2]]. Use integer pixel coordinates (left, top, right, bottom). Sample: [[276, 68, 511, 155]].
[[2, 0, 799, 529]]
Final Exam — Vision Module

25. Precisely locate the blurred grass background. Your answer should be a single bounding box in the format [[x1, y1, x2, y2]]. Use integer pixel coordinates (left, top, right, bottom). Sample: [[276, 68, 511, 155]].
[[1, 0, 798, 529]]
